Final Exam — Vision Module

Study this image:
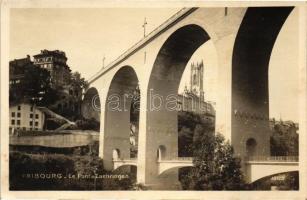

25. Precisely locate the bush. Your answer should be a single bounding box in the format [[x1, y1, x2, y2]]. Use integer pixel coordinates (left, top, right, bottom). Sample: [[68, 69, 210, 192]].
[[75, 118, 100, 131], [178, 111, 214, 157], [45, 118, 67, 130], [182, 132, 246, 190]]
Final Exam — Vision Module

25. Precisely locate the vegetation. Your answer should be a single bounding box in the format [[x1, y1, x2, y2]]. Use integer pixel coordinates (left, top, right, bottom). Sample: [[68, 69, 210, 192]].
[[10, 64, 60, 106], [75, 118, 100, 131], [69, 71, 89, 92], [178, 111, 206, 157], [270, 121, 299, 156], [189, 133, 245, 190], [45, 118, 67, 130], [177, 111, 245, 190], [9, 151, 136, 190], [10, 62, 88, 121]]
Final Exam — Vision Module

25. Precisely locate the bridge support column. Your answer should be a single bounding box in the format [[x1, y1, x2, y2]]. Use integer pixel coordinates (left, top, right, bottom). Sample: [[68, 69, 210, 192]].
[[137, 83, 180, 190], [102, 101, 131, 170], [214, 32, 272, 159]]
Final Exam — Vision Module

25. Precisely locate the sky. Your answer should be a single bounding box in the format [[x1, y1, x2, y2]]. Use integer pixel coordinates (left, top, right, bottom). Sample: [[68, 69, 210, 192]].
[[10, 8, 299, 122]]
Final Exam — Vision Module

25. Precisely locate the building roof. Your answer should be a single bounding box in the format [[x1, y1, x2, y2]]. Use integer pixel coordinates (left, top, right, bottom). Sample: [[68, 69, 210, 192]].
[[9, 103, 64, 119], [9, 55, 32, 67]]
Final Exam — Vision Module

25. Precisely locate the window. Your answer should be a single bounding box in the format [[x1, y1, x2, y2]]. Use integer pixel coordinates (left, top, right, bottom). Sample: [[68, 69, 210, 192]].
[[22, 127, 26, 130], [30, 106, 33, 111], [35, 122, 38, 127], [17, 106, 21, 110], [30, 114, 33, 118], [35, 128, 38, 131], [193, 74, 197, 85], [17, 120, 20, 125], [35, 114, 39, 119], [29, 121, 33, 126], [17, 113, 21, 118], [11, 112, 15, 117], [11, 120, 15, 125]]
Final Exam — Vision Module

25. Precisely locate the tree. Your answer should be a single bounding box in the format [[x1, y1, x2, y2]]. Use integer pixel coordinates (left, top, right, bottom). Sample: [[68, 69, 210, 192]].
[[186, 129, 246, 190], [178, 111, 205, 157], [10, 64, 60, 106], [69, 71, 89, 91], [270, 121, 299, 156]]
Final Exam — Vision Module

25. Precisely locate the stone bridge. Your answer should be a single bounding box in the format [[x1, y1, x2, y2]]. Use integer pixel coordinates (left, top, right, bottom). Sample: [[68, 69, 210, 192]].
[[82, 7, 298, 189]]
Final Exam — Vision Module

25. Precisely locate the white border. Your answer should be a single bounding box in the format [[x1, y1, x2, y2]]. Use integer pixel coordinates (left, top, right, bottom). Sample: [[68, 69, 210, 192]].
[[1, 1, 306, 199]]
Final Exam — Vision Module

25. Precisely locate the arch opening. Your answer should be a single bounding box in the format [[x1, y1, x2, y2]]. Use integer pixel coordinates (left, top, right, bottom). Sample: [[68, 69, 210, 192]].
[[112, 148, 121, 160], [250, 171, 299, 190], [103, 66, 139, 171], [246, 138, 257, 157], [145, 24, 217, 186], [157, 145, 167, 161], [147, 24, 212, 160], [81, 87, 101, 123]]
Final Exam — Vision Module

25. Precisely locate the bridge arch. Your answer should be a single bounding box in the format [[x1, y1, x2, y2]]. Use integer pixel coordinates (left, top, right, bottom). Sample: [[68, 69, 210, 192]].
[[147, 24, 211, 154], [86, 8, 297, 189], [81, 87, 101, 122], [141, 24, 213, 186], [102, 65, 139, 170], [159, 165, 194, 177], [231, 7, 294, 158], [250, 170, 299, 184]]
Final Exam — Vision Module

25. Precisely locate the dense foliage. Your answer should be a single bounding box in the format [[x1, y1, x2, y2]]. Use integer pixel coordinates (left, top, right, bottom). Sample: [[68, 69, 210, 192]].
[[270, 121, 299, 156], [10, 64, 60, 106], [10, 62, 88, 120], [68, 72, 89, 91], [10, 152, 136, 190], [187, 132, 245, 190], [75, 118, 100, 131], [177, 111, 245, 190], [178, 111, 206, 157]]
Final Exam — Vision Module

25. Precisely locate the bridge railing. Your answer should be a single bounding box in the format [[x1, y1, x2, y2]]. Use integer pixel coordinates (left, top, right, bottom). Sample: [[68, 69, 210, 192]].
[[113, 157, 137, 162], [88, 7, 194, 83], [245, 156, 299, 162], [158, 157, 193, 162]]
